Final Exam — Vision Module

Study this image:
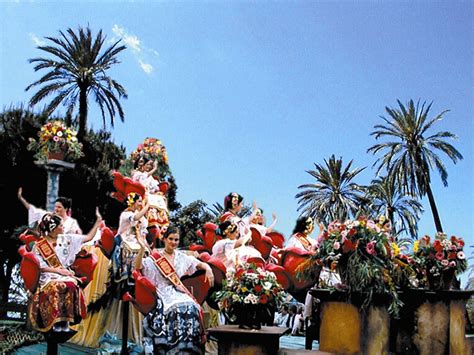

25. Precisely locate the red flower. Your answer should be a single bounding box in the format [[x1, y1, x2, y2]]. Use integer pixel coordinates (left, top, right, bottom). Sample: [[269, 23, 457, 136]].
[[448, 252, 457, 260], [342, 239, 358, 253], [272, 287, 280, 295], [458, 239, 465, 248], [235, 269, 245, 279], [348, 228, 357, 237], [259, 294, 268, 305], [258, 274, 265, 280], [254, 285, 263, 293], [433, 240, 443, 253]]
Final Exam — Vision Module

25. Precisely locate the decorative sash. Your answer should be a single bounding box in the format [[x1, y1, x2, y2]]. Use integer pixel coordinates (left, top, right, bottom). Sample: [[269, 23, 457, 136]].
[[151, 251, 206, 343], [295, 233, 312, 251], [36, 237, 62, 268]]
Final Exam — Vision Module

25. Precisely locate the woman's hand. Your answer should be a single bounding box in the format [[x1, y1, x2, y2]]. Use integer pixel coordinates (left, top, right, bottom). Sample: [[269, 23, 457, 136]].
[[204, 265, 214, 287], [17, 187, 23, 199], [96, 208, 103, 223]]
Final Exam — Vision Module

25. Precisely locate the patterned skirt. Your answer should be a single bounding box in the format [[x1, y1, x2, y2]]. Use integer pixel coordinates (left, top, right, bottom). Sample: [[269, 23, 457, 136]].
[[142, 297, 203, 354], [28, 280, 86, 332]]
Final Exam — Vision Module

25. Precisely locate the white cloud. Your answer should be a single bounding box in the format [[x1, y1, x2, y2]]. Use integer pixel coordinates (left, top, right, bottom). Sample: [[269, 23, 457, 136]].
[[139, 60, 153, 75], [112, 25, 141, 53], [29, 33, 46, 46], [111, 24, 158, 75]]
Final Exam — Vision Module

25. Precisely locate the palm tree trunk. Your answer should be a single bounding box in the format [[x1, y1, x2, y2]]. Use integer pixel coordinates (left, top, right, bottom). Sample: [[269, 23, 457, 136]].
[[78, 86, 88, 140], [426, 183, 443, 233]]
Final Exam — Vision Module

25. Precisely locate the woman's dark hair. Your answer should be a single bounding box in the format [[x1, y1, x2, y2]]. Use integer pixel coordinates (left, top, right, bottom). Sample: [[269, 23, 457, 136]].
[[133, 155, 150, 169], [163, 225, 180, 239], [217, 221, 237, 237], [223, 192, 243, 211], [55, 197, 72, 210], [293, 217, 311, 234], [39, 213, 62, 235]]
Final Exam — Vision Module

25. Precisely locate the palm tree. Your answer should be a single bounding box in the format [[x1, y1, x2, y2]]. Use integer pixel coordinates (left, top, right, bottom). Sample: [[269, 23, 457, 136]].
[[26, 26, 127, 139], [368, 100, 463, 233], [366, 176, 423, 239], [296, 155, 366, 225]]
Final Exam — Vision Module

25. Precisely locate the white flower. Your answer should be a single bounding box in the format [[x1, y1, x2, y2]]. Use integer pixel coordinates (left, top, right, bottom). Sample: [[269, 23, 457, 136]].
[[56, 131, 63, 137], [263, 281, 273, 290], [244, 294, 258, 304]]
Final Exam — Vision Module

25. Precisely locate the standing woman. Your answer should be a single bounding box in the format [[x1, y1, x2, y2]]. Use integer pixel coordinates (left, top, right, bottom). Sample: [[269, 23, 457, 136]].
[[135, 226, 214, 354], [29, 211, 102, 332], [287, 217, 317, 251], [18, 187, 82, 234]]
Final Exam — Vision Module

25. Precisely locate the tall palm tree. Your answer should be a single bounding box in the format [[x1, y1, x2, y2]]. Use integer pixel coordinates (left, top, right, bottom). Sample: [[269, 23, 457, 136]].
[[366, 176, 423, 239], [296, 155, 366, 225], [368, 100, 463, 233], [26, 26, 127, 139]]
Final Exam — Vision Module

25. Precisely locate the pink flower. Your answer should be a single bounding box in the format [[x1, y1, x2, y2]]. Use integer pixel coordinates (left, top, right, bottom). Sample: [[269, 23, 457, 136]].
[[366, 241, 376, 255], [366, 220, 376, 230], [435, 252, 444, 261], [333, 241, 340, 250], [53, 136, 60, 142], [441, 259, 449, 267], [457, 251, 465, 260], [449, 261, 456, 267]]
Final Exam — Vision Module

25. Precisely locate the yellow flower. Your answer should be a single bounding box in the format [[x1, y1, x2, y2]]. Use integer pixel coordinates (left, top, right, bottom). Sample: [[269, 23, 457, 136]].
[[241, 287, 248, 292], [413, 240, 419, 253], [391, 243, 400, 256]]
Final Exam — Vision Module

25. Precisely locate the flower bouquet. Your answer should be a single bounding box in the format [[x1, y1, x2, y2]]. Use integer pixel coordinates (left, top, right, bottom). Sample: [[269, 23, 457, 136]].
[[213, 263, 285, 329], [303, 216, 403, 315], [413, 233, 467, 290], [27, 120, 83, 162]]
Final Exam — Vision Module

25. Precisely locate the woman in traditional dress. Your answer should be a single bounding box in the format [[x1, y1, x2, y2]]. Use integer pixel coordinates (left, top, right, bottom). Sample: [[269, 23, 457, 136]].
[[212, 220, 251, 271], [131, 156, 169, 243], [18, 187, 82, 234], [287, 217, 317, 251], [112, 192, 150, 284], [28, 211, 102, 332], [135, 226, 214, 354], [249, 208, 278, 236]]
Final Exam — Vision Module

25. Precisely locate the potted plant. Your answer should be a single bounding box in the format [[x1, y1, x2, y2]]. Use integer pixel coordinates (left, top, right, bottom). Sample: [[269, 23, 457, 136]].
[[413, 233, 467, 290], [27, 120, 83, 162], [213, 263, 285, 329]]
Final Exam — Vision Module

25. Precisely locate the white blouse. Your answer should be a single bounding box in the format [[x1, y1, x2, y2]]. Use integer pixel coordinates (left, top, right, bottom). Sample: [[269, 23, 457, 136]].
[[141, 250, 199, 312], [28, 205, 82, 234]]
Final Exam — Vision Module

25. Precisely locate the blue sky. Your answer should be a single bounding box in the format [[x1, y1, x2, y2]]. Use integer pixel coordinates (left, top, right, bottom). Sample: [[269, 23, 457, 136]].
[[1, 1, 473, 281]]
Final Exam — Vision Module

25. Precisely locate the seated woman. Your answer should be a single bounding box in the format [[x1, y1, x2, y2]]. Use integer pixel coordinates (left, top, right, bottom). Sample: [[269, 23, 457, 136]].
[[287, 217, 317, 251], [18, 187, 82, 234], [135, 226, 214, 354], [131, 156, 169, 241], [28, 211, 102, 332], [212, 220, 256, 271], [249, 208, 278, 236], [112, 192, 150, 285]]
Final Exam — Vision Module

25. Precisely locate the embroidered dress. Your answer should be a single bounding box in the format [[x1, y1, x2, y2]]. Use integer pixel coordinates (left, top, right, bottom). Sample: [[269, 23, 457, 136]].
[[112, 210, 148, 284], [141, 250, 204, 354], [28, 235, 87, 332]]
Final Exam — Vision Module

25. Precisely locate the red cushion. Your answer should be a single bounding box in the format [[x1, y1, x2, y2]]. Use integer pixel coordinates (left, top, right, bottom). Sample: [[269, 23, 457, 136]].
[[70, 250, 98, 286], [131, 270, 157, 315], [18, 246, 40, 293]]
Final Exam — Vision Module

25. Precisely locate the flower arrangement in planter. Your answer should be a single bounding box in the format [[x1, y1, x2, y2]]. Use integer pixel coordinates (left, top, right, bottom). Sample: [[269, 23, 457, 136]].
[[27, 120, 83, 162], [213, 263, 285, 329], [301, 216, 403, 315], [413, 233, 467, 290]]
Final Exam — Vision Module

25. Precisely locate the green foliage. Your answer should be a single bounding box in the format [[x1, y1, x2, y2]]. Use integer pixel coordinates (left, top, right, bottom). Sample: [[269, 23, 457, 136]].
[[296, 155, 366, 224], [26, 25, 128, 138], [368, 99, 463, 232], [170, 200, 213, 247]]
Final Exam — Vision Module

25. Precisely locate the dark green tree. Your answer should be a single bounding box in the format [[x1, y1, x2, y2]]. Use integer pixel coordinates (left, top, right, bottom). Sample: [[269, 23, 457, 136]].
[[296, 155, 366, 225], [170, 200, 214, 248], [368, 100, 463, 232], [26, 26, 127, 139]]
